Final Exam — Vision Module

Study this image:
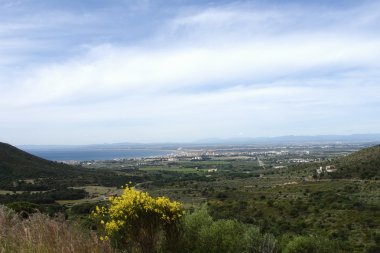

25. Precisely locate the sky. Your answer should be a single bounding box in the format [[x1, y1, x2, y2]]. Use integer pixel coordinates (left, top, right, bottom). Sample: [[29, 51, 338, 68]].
[[0, 0, 380, 145]]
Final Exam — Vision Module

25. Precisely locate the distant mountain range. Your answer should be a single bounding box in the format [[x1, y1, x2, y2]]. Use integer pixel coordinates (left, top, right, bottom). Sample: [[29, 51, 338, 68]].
[[18, 134, 380, 150], [196, 134, 380, 145]]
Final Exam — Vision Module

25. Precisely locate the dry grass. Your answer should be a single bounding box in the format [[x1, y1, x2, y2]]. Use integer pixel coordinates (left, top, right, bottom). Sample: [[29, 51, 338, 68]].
[[0, 206, 114, 253]]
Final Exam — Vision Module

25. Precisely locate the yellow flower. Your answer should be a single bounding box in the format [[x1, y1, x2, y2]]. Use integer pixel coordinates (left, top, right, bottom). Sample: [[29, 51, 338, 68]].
[[93, 185, 184, 239]]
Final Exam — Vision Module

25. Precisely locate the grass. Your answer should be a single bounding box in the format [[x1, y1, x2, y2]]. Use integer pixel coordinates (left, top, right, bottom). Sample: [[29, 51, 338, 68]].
[[0, 190, 46, 195], [0, 190, 22, 195], [72, 185, 123, 196], [0, 205, 113, 253], [57, 186, 124, 206], [56, 199, 96, 205], [140, 166, 203, 173]]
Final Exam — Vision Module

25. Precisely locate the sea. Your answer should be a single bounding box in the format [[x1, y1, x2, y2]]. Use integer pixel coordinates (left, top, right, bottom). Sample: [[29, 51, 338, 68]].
[[23, 148, 174, 162]]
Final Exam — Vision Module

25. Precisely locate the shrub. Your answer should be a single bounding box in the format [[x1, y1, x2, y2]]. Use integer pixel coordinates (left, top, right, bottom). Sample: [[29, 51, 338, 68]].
[[180, 205, 278, 253], [366, 244, 380, 253], [92, 185, 184, 253], [283, 235, 342, 253], [71, 201, 100, 215], [5, 201, 42, 218]]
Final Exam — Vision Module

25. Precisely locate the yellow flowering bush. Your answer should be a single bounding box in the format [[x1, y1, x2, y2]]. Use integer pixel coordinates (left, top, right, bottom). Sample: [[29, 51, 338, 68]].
[[92, 185, 184, 252]]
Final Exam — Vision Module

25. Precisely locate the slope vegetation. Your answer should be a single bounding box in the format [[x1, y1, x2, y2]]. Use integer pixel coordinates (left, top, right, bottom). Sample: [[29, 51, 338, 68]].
[[0, 142, 137, 193], [332, 144, 380, 179], [0, 142, 80, 179]]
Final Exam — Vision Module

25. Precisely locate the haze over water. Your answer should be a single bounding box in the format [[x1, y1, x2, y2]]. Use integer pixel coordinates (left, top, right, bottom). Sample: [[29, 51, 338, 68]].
[[24, 148, 173, 161]]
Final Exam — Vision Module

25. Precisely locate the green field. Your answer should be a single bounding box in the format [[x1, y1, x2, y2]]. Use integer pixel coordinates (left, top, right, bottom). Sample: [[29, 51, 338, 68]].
[[139, 166, 202, 173]]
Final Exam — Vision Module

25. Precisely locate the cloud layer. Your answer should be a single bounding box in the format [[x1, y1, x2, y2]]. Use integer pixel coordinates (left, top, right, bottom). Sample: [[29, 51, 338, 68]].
[[0, 0, 380, 144]]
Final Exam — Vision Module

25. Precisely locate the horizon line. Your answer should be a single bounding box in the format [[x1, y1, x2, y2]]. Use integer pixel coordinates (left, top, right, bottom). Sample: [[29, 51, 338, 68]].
[[14, 133, 380, 147]]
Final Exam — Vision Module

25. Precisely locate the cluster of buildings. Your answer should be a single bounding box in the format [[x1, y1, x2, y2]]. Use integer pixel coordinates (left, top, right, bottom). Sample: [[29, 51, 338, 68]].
[[316, 165, 337, 174]]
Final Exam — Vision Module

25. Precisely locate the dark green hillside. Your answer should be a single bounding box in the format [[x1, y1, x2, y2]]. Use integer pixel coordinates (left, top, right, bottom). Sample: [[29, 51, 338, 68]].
[[0, 142, 139, 205], [332, 145, 380, 179], [0, 142, 136, 192], [0, 142, 79, 179]]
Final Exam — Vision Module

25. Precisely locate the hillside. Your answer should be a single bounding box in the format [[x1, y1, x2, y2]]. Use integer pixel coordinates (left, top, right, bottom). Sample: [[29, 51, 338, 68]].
[[0, 142, 137, 193], [0, 142, 80, 179], [332, 144, 380, 179]]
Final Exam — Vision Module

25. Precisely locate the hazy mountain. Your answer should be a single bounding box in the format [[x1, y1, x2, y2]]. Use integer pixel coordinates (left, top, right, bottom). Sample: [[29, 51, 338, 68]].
[[197, 134, 380, 145], [18, 134, 380, 151]]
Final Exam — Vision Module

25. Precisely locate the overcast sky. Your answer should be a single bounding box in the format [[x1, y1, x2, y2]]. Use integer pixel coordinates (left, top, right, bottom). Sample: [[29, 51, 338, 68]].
[[1, 0, 380, 145]]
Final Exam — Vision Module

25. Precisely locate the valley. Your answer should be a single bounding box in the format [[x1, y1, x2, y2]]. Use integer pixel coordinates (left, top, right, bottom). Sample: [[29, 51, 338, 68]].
[[0, 142, 379, 252]]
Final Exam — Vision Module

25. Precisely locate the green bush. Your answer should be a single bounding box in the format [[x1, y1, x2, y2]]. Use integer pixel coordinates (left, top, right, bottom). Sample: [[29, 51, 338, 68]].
[[366, 244, 380, 253], [283, 235, 341, 253], [6, 201, 42, 218], [180, 205, 278, 253], [5, 201, 65, 218]]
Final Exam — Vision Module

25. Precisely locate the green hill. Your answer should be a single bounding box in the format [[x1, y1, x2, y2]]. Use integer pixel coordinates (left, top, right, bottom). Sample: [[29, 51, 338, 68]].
[[0, 142, 136, 192], [0, 142, 80, 180], [332, 145, 380, 179]]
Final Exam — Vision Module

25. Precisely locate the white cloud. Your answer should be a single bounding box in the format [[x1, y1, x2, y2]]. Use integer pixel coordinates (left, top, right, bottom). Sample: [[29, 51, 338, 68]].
[[2, 33, 380, 108], [2, 79, 380, 144], [1, 1, 380, 144]]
